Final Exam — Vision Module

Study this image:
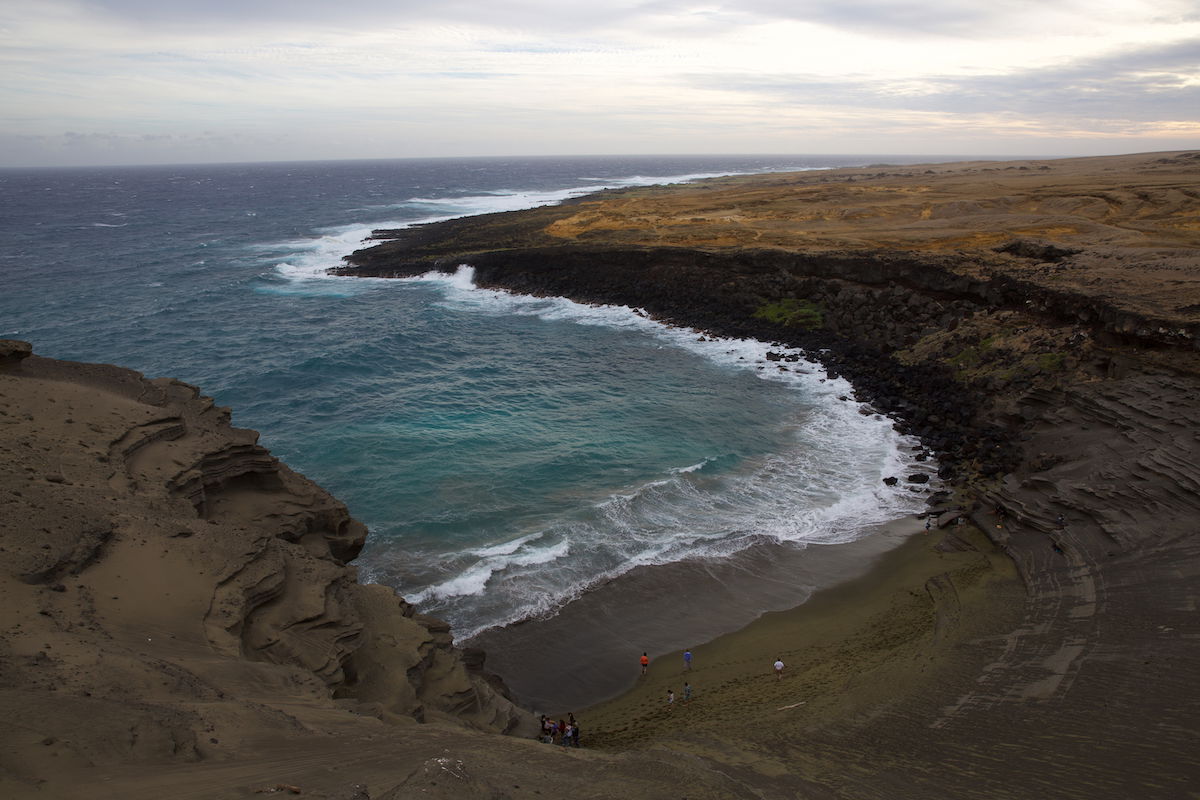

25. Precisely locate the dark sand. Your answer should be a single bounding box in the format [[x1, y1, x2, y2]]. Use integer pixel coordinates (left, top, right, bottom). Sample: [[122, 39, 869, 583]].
[[579, 522, 1023, 752], [470, 517, 928, 712]]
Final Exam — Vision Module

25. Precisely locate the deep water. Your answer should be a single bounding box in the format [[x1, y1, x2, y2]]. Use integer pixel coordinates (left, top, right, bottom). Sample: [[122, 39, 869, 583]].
[[1, 154, 940, 637]]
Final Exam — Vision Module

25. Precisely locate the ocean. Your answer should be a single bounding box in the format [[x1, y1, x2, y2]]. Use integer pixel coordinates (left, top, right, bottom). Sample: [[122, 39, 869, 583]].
[[0, 154, 939, 646]]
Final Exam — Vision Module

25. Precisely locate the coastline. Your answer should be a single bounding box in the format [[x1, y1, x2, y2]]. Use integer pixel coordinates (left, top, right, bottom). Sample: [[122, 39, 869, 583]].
[[331, 150, 1200, 795], [469, 514, 928, 712], [5, 151, 1200, 798]]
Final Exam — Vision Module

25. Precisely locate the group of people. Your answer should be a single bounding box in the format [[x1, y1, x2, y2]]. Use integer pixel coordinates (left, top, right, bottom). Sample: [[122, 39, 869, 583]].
[[538, 650, 788, 744], [539, 713, 581, 747], [665, 681, 693, 709]]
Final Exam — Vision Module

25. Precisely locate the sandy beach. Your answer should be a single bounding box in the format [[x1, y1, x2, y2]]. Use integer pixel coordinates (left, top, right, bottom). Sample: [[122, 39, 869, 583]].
[[580, 520, 1022, 751], [470, 516, 933, 712]]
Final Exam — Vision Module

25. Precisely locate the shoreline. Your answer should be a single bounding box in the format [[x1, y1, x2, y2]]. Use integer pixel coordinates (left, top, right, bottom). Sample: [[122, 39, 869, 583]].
[[468, 514, 929, 713], [579, 519, 1025, 755]]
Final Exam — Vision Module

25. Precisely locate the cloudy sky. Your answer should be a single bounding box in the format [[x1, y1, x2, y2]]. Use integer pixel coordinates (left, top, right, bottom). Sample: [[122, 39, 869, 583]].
[[2, 0, 1198, 166]]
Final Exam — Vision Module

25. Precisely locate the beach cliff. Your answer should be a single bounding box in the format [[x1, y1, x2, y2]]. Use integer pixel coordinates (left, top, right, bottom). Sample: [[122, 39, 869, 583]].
[[2, 151, 1197, 798]]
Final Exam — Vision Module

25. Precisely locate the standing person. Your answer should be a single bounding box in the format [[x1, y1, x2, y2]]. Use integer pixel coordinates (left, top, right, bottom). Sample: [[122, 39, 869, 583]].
[[667, 689, 675, 710], [683, 682, 692, 703], [683, 649, 693, 671], [774, 657, 785, 680], [640, 652, 649, 676]]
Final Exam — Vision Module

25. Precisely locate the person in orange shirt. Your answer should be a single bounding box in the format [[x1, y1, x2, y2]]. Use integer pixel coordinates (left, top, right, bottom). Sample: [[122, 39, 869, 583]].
[[640, 652, 649, 676]]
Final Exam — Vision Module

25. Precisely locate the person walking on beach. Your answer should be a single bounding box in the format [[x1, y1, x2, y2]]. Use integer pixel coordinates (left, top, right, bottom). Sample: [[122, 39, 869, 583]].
[[683, 682, 692, 703], [683, 649, 693, 671], [571, 719, 581, 747], [667, 689, 675, 710], [774, 657, 785, 680], [640, 652, 649, 676]]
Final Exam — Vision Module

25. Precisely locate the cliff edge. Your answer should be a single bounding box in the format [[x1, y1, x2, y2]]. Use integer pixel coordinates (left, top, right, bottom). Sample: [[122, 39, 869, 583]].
[[0, 341, 554, 796]]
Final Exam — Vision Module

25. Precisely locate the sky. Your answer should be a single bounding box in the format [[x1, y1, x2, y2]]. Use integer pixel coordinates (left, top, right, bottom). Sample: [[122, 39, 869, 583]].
[[1, 0, 1198, 166]]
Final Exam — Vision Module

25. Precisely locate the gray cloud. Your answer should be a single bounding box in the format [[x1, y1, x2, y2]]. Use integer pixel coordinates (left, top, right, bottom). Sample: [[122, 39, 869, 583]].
[[79, 0, 646, 32], [641, 0, 1080, 37], [78, 0, 1072, 37], [693, 37, 1200, 122]]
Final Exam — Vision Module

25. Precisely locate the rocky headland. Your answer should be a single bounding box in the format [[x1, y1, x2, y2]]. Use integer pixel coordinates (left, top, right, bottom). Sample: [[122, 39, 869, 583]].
[[336, 151, 1200, 796], [2, 151, 1198, 798]]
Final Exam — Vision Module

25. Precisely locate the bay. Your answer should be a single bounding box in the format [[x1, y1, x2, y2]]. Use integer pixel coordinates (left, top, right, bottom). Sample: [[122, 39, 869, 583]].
[[0, 154, 939, 638]]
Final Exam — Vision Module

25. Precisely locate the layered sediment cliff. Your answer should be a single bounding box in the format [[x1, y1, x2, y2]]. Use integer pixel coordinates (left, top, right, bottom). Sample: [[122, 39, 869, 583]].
[[0, 340, 537, 794]]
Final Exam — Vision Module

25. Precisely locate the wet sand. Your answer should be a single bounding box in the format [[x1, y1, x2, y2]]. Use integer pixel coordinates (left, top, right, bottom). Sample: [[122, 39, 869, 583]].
[[469, 515, 928, 712]]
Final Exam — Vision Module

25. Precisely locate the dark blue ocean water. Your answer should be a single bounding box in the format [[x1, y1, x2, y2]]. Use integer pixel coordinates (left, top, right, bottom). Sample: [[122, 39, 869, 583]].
[[0, 154, 936, 637]]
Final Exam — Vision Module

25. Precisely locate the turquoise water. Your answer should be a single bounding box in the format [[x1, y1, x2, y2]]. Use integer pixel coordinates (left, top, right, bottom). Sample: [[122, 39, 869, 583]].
[[0, 155, 936, 637]]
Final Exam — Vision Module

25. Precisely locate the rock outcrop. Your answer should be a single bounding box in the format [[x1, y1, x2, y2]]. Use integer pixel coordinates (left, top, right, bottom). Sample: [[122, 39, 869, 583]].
[[0, 343, 534, 793]]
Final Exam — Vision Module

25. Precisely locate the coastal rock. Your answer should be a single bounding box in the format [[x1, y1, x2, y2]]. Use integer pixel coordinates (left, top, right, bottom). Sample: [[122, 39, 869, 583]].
[[0, 343, 534, 785], [0, 338, 32, 365]]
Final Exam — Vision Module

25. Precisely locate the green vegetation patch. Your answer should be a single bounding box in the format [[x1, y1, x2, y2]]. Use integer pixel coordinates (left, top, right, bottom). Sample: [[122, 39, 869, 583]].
[[1036, 352, 1066, 371], [753, 298, 824, 329], [949, 347, 981, 368]]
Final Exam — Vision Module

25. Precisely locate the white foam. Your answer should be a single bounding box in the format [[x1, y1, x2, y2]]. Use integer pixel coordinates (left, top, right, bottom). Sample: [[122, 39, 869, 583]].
[[410, 536, 571, 605], [257, 165, 804, 293], [393, 265, 937, 638]]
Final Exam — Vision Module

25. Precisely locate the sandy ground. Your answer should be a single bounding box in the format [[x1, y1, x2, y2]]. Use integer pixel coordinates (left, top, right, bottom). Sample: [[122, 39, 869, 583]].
[[581, 522, 1020, 751], [471, 517, 930, 713]]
